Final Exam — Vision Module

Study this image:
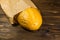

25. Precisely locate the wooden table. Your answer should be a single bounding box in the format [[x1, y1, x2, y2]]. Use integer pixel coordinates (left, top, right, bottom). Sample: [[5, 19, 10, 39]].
[[0, 0, 60, 40]]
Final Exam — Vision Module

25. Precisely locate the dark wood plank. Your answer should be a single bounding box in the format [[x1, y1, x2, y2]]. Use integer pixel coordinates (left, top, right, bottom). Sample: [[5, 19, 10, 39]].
[[0, 0, 60, 40]]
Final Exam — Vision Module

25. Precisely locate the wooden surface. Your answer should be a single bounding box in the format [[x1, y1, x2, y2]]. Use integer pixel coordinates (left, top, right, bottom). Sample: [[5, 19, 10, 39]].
[[0, 0, 60, 40]]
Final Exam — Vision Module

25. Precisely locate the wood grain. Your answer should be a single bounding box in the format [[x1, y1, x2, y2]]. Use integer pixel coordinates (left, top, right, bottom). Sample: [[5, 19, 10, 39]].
[[0, 0, 60, 40]]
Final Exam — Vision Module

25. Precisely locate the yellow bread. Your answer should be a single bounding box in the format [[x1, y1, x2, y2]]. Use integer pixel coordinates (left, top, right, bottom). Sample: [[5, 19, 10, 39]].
[[17, 7, 42, 31]]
